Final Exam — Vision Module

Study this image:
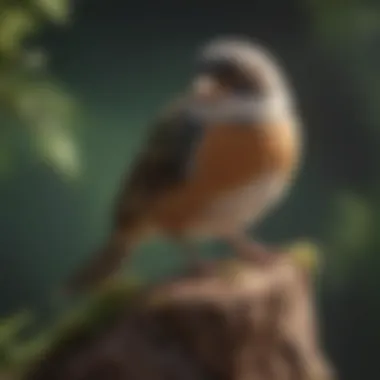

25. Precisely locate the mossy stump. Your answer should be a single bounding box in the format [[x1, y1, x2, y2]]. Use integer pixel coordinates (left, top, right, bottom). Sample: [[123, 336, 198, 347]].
[[24, 243, 334, 380]]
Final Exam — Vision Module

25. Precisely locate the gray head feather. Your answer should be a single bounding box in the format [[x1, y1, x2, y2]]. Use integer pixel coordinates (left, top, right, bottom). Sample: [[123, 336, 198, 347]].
[[197, 36, 293, 101]]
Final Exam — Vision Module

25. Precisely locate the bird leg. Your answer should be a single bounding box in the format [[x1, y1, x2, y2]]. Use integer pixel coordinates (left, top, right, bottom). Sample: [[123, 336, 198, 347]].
[[225, 233, 276, 265], [178, 239, 216, 277]]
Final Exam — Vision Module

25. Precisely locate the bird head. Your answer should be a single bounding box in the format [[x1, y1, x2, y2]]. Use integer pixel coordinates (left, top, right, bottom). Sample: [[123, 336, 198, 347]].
[[190, 36, 292, 104]]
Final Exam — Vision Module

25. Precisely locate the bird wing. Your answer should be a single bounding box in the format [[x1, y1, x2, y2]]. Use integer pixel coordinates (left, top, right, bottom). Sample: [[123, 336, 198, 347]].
[[114, 97, 205, 228], [113, 94, 270, 229]]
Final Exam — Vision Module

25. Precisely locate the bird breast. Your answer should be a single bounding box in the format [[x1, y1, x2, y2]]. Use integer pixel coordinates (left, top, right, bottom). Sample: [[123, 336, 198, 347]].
[[193, 117, 301, 191], [149, 98, 302, 238], [183, 116, 302, 236]]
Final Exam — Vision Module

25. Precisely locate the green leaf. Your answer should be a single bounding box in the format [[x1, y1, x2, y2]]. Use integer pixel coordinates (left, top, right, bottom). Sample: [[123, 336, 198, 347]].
[[307, 1, 380, 48], [7, 79, 81, 181], [32, 124, 82, 181], [0, 7, 37, 55], [325, 192, 373, 287], [331, 193, 373, 254], [0, 311, 33, 348], [32, 0, 71, 24]]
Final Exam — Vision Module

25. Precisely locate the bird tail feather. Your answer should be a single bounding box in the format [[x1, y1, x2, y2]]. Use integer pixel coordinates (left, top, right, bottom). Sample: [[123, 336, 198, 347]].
[[64, 231, 133, 295]]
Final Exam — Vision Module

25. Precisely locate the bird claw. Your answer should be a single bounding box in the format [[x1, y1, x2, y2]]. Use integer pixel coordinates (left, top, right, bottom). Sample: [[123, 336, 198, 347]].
[[189, 259, 217, 277], [234, 241, 278, 266]]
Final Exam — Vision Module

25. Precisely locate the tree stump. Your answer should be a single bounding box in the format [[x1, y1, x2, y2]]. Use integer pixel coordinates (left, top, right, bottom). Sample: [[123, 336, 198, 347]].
[[24, 245, 335, 380]]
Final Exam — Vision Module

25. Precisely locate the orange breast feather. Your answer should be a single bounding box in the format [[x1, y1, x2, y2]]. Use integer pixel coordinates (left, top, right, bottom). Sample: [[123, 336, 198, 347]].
[[150, 121, 299, 233]]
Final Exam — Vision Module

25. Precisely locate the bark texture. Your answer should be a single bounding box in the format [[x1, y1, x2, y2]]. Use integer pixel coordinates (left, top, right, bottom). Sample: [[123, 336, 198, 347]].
[[24, 247, 335, 380]]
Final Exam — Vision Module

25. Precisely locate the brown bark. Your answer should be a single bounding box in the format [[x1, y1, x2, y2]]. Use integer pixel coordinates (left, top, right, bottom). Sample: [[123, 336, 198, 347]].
[[24, 250, 335, 380]]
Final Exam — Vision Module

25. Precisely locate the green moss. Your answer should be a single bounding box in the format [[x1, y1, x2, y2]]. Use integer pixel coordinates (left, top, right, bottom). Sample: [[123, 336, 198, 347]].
[[50, 277, 142, 346], [0, 245, 321, 379], [0, 277, 143, 379], [285, 240, 321, 274]]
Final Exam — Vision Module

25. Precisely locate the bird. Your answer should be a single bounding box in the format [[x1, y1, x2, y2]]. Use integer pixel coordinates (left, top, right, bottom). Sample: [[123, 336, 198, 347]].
[[65, 36, 303, 295]]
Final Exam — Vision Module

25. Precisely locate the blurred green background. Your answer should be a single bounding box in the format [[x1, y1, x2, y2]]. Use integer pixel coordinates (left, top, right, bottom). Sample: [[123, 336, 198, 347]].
[[0, 0, 379, 378]]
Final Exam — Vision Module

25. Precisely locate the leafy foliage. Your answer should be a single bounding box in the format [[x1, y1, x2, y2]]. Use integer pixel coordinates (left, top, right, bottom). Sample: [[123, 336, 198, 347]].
[[0, 0, 80, 182], [0, 277, 142, 379]]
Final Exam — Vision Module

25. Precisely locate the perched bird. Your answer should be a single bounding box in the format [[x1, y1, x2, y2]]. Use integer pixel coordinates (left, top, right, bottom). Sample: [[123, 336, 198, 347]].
[[65, 37, 303, 295]]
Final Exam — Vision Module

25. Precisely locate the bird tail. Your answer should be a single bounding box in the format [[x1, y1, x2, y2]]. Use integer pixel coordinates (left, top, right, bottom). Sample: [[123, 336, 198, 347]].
[[64, 231, 136, 296]]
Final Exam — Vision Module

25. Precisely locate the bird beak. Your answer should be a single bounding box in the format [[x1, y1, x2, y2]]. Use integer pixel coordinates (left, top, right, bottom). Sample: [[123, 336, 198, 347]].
[[190, 75, 219, 97]]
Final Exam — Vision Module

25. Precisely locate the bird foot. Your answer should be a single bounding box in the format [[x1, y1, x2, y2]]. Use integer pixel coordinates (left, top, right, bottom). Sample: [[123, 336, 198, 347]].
[[233, 240, 277, 266], [189, 259, 217, 277]]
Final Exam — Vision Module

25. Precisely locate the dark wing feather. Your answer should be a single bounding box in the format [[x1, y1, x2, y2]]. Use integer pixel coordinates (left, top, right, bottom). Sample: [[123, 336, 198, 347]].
[[114, 98, 205, 228]]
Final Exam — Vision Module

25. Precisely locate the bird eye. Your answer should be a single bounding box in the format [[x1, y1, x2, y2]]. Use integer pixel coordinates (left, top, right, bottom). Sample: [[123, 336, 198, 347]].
[[195, 58, 259, 95], [196, 59, 233, 76]]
